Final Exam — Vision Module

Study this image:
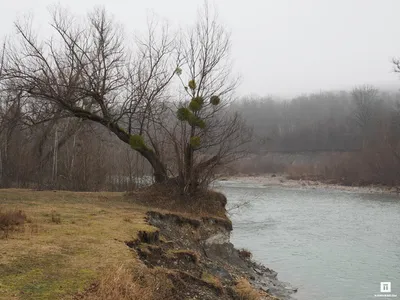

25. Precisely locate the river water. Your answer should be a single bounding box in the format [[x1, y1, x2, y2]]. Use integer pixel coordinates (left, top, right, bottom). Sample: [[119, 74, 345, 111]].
[[215, 180, 400, 300]]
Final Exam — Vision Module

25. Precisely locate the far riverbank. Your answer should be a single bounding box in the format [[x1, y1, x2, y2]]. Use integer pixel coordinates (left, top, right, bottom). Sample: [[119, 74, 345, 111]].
[[219, 174, 400, 196]]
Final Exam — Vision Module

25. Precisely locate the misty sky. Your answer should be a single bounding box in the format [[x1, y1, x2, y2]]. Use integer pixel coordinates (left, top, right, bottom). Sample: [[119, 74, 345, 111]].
[[1, 0, 400, 98]]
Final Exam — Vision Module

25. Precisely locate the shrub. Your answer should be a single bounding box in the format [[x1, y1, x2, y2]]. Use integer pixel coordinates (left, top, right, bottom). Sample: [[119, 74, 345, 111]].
[[51, 210, 61, 224], [0, 208, 27, 238], [238, 249, 252, 260]]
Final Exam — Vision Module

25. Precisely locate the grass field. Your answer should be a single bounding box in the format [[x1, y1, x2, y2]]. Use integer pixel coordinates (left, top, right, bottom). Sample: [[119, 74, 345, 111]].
[[0, 189, 157, 300]]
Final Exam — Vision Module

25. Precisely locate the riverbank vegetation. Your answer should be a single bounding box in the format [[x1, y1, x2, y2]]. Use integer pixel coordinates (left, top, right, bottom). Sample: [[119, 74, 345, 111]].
[[231, 86, 400, 187]]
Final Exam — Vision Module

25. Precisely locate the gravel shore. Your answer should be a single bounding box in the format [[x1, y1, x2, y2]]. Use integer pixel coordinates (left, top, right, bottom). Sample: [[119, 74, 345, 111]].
[[221, 174, 400, 195]]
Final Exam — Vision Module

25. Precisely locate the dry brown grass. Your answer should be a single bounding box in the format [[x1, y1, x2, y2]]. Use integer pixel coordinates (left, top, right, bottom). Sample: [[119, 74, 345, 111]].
[[0, 189, 155, 300], [81, 263, 174, 300], [125, 184, 228, 219], [234, 278, 266, 300], [201, 271, 223, 292]]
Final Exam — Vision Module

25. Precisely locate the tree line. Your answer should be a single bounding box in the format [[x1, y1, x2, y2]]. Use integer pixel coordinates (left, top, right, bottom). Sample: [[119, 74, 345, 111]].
[[2, 4, 400, 191], [233, 86, 400, 186]]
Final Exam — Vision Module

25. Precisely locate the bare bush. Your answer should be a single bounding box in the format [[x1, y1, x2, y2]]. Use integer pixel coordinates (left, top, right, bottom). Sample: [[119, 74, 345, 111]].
[[0, 208, 27, 238]]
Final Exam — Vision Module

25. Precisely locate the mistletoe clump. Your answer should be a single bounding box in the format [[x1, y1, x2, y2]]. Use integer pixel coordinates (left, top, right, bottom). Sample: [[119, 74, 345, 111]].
[[188, 114, 206, 129], [193, 96, 204, 105], [189, 97, 204, 112], [190, 136, 201, 148], [177, 107, 192, 121], [189, 100, 201, 112], [196, 119, 206, 129], [175, 67, 182, 76], [129, 135, 147, 150], [210, 95, 221, 106], [188, 80, 196, 91]]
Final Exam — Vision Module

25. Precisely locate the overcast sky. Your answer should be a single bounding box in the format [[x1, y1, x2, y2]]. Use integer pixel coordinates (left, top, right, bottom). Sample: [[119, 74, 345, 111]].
[[1, 0, 400, 98]]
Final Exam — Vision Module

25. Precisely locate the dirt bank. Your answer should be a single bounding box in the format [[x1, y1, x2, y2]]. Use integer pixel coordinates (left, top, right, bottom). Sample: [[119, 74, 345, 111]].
[[126, 210, 297, 300]]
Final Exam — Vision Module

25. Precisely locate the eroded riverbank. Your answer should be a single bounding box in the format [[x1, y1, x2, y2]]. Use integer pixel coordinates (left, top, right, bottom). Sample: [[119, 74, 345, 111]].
[[130, 210, 297, 299]]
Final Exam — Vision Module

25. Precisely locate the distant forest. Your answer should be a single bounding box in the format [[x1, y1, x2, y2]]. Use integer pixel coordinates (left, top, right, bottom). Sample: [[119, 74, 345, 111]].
[[237, 86, 400, 153], [231, 85, 400, 186], [3, 84, 400, 190]]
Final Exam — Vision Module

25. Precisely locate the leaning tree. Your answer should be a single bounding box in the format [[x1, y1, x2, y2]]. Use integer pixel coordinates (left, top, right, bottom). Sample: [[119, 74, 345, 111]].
[[4, 7, 179, 182]]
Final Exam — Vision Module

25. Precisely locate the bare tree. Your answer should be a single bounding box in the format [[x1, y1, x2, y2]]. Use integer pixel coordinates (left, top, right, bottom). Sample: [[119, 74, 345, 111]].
[[351, 85, 380, 148], [351, 85, 378, 127], [156, 5, 250, 194]]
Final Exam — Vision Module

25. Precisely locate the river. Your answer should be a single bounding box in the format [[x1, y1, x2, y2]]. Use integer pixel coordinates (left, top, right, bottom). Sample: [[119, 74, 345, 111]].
[[215, 179, 400, 300]]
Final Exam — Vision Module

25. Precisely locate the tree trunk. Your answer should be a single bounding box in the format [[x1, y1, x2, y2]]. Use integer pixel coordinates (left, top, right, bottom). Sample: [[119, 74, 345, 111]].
[[184, 143, 193, 193], [139, 147, 168, 183], [70, 109, 169, 184]]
